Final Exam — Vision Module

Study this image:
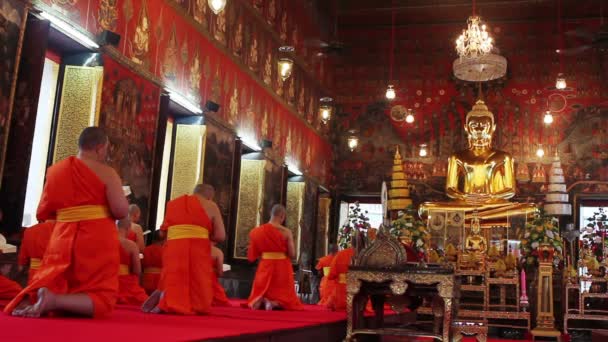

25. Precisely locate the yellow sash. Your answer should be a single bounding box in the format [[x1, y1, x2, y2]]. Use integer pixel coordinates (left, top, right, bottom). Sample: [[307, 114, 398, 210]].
[[30, 258, 42, 270], [338, 273, 347, 284], [119, 264, 129, 275], [143, 267, 161, 274], [323, 267, 330, 277], [167, 224, 209, 240], [262, 252, 287, 260], [56, 205, 110, 222]]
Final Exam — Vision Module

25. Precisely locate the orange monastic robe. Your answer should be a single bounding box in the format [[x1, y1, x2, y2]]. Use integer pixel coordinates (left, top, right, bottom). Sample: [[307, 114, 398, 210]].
[[326, 248, 354, 311], [18, 221, 54, 284], [142, 244, 163, 295], [4, 157, 120, 317], [0, 275, 21, 299], [116, 245, 148, 305], [159, 195, 213, 315], [315, 254, 335, 306], [247, 223, 303, 310], [211, 263, 230, 307]]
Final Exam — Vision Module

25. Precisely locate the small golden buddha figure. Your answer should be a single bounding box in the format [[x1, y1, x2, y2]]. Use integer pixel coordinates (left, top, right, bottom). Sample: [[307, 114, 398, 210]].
[[131, 5, 150, 66], [233, 22, 244, 57], [420, 99, 536, 220], [263, 53, 272, 85], [228, 87, 239, 125], [190, 50, 201, 93], [248, 37, 258, 71], [465, 217, 487, 255], [192, 0, 207, 26], [98, 0, 118, 32], [214, 8, 226, 44]]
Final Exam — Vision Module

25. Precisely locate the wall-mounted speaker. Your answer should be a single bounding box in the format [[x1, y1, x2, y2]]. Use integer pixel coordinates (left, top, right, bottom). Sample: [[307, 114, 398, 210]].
[[204, 100, 220, 113], [98, 30, 121, 47], [261, 139, 272, 148]]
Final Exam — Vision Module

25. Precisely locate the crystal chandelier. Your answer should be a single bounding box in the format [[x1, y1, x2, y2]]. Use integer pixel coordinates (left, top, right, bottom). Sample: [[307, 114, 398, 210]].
[[456, 15, 493, 59], [208, 0, 227, 14]]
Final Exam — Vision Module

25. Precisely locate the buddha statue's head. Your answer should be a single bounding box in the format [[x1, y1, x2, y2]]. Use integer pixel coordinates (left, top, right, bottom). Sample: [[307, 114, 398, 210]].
[[465, 100, 496, 148]]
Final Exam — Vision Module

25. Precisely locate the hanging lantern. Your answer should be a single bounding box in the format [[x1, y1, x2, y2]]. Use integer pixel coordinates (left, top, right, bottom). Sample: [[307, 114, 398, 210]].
[[543, 111, 554, 125], [555, 73, 567, 90], [385, 85, 396, 100], [277, 46, 295, 81], [320, 105, 332, 124], [208, 0, 227, 14], [405, 108, 415, 123], [419, 144, 428, 157], [319, 97, 333, 124], [347, 130, 359, 152], [536, 145, 545, 158]]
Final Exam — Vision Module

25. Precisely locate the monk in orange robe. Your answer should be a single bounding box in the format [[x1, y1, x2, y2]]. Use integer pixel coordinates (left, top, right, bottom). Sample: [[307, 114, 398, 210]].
[[247, 204, 303, 311], [315, 244, 337, 306], [326, 247, 354, 311], [17, 220, 54, 284], [116, 218, 148, 305], [0, 259, 21, 299], [142, 233, 163, 295], [142, 184, 225, 315], [127, 204, 145, 252], [5, 127, 129, 318], [211, 245, 230, 307]]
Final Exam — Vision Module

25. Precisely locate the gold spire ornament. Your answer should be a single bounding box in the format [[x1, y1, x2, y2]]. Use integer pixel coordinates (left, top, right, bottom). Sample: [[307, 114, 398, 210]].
[[388, 148, 412, 211]]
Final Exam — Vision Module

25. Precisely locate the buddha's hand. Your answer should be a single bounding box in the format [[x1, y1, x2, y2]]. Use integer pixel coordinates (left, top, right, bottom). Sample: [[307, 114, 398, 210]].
[[464, 193, 493, 205]]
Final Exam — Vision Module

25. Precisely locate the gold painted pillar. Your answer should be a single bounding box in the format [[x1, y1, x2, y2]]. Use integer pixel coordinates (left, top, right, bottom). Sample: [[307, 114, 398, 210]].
[[170, 124, 206, 199], [286, 181, 305, 261], [233, 159, 265, 259], [531, 247, 561, 340], [52, 66, 103, 162], [316, 195, 332, 257]]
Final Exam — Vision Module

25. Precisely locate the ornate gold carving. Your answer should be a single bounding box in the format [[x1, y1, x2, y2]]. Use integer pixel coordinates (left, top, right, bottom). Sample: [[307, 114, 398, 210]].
[[263, 52, 272, 85], [279, 12, 287, 41], [190, 47, 201, 94], [248, 36, 259, 71], [170, 124, 206, 200], [233, 20, 243, 57], [287, 78, 295, 105], [191, 0, 207, 27], [286, 181, 304, 261], [266, 0, 276, 25], [214, 6, 226, 44], [233, 159, 265, 259], [228, 81, 239, 126], [53, 66, 103, 163], [354, 230, 407, 269]]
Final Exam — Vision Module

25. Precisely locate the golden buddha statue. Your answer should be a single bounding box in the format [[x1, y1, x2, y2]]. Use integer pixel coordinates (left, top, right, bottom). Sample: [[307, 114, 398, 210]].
[[420, 99, 536, 220]]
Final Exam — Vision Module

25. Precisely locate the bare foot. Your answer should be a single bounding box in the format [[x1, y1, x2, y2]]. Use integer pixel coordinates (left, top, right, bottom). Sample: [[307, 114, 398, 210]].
[[249, 297, 263, 310], [263, 298, 273, 311], [13, 288, 56, 318], [10, 298, 32, 317], [141, 290, 163, 313]]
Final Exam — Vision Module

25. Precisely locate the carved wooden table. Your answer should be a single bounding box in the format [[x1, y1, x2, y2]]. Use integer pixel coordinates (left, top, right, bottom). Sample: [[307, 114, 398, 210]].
[[345, 265, 455, 342]]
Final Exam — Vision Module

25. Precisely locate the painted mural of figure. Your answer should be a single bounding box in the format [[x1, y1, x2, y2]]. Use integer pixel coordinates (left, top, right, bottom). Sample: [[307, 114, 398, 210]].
[[191, 0, 207, 27], [214, 7, 226, 44], [233, 21, 243, 57], [266, 0, 276, 25], [275, 71, 284, 96], [228, 87, 239, 126], [131, 0, 150, 66], [263, 52, 272, 85], [210, 66, 221, 103], [98, 0, 118, 32], [279, 12, 287, 42], [297, 87, 305, 116], [261, 109, 269, 139], [190, 49, 201, 94], [249, 37, 259, 71], [288, 78, 295, 105], [162, 25, 179, 80]]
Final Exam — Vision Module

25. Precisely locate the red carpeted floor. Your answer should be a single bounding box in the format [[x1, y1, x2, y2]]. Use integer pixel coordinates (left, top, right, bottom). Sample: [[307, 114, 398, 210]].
[[0, 299, 533, 342], [0, 300, 348, 342]]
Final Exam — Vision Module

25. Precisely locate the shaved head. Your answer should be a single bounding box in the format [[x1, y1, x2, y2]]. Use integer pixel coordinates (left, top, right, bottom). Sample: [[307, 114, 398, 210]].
[[194, 184, 215, 200], [129, 204, 140, 215], [270, 204, 286, 218], [78, 127, 108, 151]]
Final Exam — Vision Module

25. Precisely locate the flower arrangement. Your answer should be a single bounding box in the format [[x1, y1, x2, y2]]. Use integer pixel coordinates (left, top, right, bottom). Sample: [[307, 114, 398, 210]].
[[580, 207, 608, 262], [389, 206, 430, 254], [337, 202, 372, 250], [519, 210, 563, 266]]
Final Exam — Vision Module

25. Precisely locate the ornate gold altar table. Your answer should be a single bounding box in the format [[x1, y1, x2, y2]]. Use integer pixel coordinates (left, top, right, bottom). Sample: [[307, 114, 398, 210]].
[[345, 265, 455, 341]]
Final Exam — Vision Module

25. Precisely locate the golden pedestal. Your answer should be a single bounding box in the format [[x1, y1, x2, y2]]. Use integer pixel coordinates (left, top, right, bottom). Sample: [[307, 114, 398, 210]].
[[532, 260, 561, 341]]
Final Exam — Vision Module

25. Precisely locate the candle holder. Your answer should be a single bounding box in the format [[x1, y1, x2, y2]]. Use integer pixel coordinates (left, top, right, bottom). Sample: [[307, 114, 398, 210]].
[[520, 269, 529, 312]]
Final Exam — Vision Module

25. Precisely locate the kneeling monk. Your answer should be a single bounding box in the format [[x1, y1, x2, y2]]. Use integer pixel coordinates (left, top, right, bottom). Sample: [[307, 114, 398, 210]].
[[4, 127, 129, 318], [18, 220, 55, 284], [315, 244, 338, 306], [211, 245, 230, 307], [117, 218, 148, 305], [142, 232, 163, 295], [326, 247, 355, 311], [142, 184, 225, 314], [247, 204, 303, 311]]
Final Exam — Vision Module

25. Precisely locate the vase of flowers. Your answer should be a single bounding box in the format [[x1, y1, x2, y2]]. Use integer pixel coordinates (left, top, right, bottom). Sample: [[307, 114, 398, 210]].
[[389, 206, 430, 257], [580, 207, 608, 263], [519, 209, 563, 266], [337, 202, 372, 250]]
